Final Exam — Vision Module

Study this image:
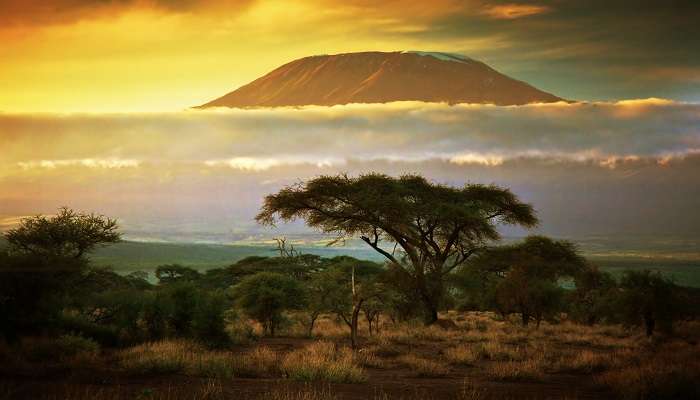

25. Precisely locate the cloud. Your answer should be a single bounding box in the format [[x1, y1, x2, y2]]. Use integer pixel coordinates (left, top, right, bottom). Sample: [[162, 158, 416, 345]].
[[2, 100, 699, 238], [2, 99, 698, 171], [480, 3, 551, 19], [0, 0, 254, 27], [17, 158, 141, 170]]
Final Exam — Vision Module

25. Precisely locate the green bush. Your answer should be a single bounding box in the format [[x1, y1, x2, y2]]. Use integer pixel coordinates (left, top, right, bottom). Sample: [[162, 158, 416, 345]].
[[231, 272, 306, 337], [57, 314, 120, 347], [192, 290, 230, 346]]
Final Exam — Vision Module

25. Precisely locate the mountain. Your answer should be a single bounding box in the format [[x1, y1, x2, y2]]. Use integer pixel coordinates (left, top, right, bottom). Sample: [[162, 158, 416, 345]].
[[196, 51, 563, 108]]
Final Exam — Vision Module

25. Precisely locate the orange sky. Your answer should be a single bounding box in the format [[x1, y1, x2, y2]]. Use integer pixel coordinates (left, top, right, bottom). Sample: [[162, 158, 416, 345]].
[[2, 0, 698, 112], [0, 0, 490, 112]]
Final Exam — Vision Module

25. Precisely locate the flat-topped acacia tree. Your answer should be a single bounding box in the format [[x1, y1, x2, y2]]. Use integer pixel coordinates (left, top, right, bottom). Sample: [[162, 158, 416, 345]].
[[256, 173, 538, 324]]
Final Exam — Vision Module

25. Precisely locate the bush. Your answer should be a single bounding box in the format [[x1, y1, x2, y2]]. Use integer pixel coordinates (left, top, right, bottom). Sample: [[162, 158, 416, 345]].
[[21, 334, 99, 362], [231, 272, 306, 337], [57, 314, 120, 347], [192, 290, 230, 346]]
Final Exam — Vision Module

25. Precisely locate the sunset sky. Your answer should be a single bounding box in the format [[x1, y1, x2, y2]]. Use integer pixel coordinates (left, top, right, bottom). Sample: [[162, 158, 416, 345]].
[[1, 1, 699, 241], [1, 0, 699, 112]]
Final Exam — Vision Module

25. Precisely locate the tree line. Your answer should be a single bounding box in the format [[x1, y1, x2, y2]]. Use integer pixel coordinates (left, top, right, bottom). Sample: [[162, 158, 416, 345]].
[[1, 174, 698, 349]]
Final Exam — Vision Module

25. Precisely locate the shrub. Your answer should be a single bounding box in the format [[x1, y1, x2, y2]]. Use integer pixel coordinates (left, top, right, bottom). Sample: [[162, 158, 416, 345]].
[[57, 314, 120, 347], [192, 290, 230, 346], [281, 341, 366, 383], [231, 272, 306, 337], [21, 334, 99, 363]]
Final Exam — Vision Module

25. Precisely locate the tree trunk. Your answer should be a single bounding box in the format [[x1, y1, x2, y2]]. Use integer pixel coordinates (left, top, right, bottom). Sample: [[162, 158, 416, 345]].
[[350, 300, 363, 349], [425, 305, 439, 325], [270, 317, 276, 337], [307, 314, 318, 337]]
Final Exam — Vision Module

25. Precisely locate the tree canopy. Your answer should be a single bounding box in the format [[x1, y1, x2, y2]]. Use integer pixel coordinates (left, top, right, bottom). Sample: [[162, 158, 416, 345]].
[[257, 173, 538, 324], [5, 207, 121, 259]]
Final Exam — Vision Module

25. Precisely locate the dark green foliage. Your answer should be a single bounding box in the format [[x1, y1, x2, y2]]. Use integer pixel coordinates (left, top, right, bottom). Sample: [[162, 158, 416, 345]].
[[616, 270, 681, 336], [0, 251, 88, 341], [0, 208, 121, 342], [141, 291, 172, 340], [164, 283, 198, 336], [568, 265, 618, 325], [56, 314, 120, 347], [192, 290, 230, 346], [231, 272, 306, 336], [155, 264, 201, 285], [5, 207, 120, 259], [495, 271, 566, 326], [257, 173, 537, 325], [462, 236, 587, 326]]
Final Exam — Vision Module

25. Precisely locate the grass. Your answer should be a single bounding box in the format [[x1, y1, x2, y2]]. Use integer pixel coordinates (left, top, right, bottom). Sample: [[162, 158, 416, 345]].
[[5, 312, 700, 399], [281, 341, 367, 383], [397, 354, 450, 377], [596, 340, 700, 399], [117, 340, 280, 378], [484, 358, 546, 382]]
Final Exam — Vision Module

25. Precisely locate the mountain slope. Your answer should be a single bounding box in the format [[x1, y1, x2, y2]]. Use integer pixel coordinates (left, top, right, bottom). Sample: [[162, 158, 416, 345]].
[[197, 51, 563, 108]]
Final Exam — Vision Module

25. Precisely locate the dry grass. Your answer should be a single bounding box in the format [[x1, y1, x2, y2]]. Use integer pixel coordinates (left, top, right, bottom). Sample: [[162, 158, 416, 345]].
[[484, 358, 546, 382], [596, 340, 700, 399], [6, 312, 700, 400], [117, 340, 280, 378], [444, 344, 480, 366], [353, 347, 386, 368], [397, 354, 450, 377], [281, 341, 367, 383]]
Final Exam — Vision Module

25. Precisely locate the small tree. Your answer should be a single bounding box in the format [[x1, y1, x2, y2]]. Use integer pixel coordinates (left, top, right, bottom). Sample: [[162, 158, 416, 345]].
[[569, 265, 617, 325], [1, 208, 121, 341], [616, 270, 680, 337], [315, 261, 384, 348], [192, 290, 230, 346], [165, 283, 199, 336], [231, 272, 306, 336], [495, 267, 565, 327], [257, 173, 537, 325], [469, 236, 587, 326], [5, 207, 120, 259], [302, 272, 339, 337], [155, 264, 201, 285]]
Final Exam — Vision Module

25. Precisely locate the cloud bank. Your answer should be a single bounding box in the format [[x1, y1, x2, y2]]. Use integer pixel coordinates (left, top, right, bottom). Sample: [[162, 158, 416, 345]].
[[1, 99, 699, 238], [2, 99, 699, 170]]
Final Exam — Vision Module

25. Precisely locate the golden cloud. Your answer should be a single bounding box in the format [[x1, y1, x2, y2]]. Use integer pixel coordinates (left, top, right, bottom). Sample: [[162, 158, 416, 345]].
[[480, 3, 551, 19]]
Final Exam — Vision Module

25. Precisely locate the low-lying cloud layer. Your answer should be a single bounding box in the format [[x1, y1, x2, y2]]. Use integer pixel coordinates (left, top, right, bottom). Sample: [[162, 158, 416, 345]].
[[2, 99, 699, 169], [2, 99, 699, 238]]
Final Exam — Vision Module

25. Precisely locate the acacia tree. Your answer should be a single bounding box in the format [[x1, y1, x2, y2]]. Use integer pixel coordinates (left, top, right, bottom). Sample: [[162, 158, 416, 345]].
[[469, 236, 587, 326], [256, 173, 537, 324], [616, 270, 680, 337], [1, 208, 121, 340], [6, 207, 120, 259]]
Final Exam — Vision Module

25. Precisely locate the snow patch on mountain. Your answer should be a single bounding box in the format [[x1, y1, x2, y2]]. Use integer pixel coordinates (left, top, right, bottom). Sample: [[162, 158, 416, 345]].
[[403, 51, 472, 63]]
